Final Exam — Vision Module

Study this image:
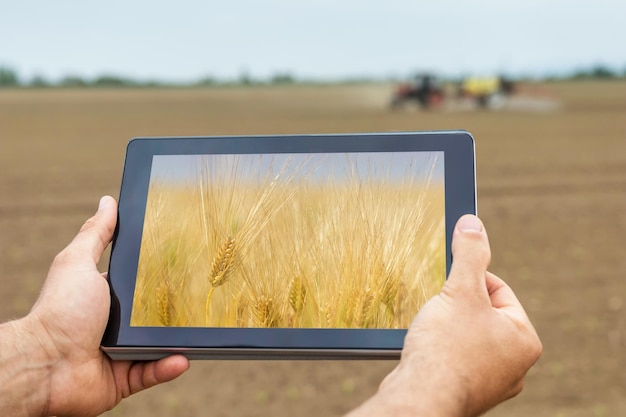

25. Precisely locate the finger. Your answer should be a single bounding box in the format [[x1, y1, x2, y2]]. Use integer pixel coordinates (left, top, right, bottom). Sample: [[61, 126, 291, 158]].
[[128, 355, 190, 395], [447, 214, 491, 294], [486, 272, 536, 328], [485, 272, 523, 310], [68, 196, 117, 264], [486, 273, 543, 364]]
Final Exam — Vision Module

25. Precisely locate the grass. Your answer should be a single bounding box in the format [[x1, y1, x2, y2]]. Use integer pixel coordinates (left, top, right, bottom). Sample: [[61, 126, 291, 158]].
[[130, 153, 445, 328]]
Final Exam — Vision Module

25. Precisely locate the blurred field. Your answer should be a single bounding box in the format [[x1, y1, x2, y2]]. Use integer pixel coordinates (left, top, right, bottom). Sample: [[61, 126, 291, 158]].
[[1, 81, 625, 416]]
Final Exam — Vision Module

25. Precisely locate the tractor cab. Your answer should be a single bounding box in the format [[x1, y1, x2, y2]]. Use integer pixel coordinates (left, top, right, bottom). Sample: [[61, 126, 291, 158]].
[[390, 73, 444, 110]]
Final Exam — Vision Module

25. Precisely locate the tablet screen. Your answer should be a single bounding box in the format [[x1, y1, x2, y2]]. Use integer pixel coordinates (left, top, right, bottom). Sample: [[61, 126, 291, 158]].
[[130, 151, 445, 329]]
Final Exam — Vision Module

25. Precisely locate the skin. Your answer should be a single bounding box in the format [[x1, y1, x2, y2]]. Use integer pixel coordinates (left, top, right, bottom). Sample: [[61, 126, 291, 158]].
[[346, 215, 543, 417], [0, 196, 189, 417], [0, 197, 541, 417]]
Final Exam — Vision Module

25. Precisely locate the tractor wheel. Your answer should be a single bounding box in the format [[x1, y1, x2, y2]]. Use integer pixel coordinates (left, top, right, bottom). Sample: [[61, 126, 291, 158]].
[[476, 95, 489, 108], [389, 96, 404, 110], [429, 92, 444, 109]]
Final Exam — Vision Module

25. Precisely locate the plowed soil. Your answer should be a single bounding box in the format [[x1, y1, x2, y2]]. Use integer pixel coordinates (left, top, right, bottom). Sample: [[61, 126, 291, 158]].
[[1, 81, 624, 416]]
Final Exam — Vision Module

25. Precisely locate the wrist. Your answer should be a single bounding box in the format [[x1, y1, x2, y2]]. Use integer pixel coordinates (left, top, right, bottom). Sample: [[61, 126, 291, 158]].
[[378, 362, 468, 417], [0, 316, 56, 416], [347, 353, 470, 417]]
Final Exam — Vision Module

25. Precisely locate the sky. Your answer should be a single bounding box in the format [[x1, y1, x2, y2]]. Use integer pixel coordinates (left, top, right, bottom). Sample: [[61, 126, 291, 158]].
[[150, 152, 444, 184], [1, 0, 625, 82]]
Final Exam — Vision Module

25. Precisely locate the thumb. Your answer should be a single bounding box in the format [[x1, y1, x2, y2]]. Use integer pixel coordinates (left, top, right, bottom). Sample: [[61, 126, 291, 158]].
[[446, 214, 491, 295], [64, 196, 118, 265]]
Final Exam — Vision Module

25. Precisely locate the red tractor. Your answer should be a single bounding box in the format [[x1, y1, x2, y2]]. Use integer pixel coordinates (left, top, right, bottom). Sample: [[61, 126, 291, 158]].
[[390, 74, 445, 110]]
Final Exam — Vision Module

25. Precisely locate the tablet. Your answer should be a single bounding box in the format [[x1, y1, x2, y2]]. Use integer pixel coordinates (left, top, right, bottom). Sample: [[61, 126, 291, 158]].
[[102, 131, 476, 360]]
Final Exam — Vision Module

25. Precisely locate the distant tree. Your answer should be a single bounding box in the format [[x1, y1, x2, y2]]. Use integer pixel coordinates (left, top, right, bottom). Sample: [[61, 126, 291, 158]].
[[30, 75, 50, 87], [570, 65, 617, 80], [543, 75, 561, 82], [0, 67, 20, 87], [196, 76, 217, 86], [142, 80, 161, 88], [239, 69, 255, 86], [270, 72, 295, 84], [589, 65, 616, 79], [92, 75, 134, 87], [59, 75, 88, 87]]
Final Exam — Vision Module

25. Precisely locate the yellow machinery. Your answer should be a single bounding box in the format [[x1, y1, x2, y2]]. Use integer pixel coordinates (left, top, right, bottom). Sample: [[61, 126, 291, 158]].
[[457, 76, 515, 108]]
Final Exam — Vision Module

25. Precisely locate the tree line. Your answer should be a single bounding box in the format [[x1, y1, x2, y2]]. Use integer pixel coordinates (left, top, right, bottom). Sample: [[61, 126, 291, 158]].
[[1, 65, 625, 88], [0, 69, 303, 88]]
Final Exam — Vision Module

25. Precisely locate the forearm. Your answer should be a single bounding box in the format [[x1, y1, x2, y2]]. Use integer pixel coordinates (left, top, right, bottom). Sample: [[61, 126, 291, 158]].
[[345, 362, 467, 417], [0, 317, 51, 417], [346, 392, 462, 417]]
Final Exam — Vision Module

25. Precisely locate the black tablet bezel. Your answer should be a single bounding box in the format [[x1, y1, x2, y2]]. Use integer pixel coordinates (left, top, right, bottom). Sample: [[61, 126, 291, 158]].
[[102, 131, 476, 358]]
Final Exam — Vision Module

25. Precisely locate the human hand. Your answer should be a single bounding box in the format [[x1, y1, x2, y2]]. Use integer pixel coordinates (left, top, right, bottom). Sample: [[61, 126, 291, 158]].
[[20, 196, 189, 416], [347, 215, 542, 417]]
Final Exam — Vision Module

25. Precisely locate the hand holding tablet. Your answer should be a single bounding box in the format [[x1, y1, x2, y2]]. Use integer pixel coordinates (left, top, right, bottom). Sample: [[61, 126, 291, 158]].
[[102, 131, 477, 359]]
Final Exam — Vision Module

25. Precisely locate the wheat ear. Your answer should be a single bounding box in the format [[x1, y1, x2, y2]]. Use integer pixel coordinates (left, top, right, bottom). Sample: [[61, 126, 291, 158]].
[[205, 237, 236, 326], [156, 281, 171, 326], [358, 289, 375, 328], [254, 294, 277, 328], [377, 272, 402, 327], [324, 303, 334, 328], [287, 275, 307, 327], [288, 276, 307, 313]]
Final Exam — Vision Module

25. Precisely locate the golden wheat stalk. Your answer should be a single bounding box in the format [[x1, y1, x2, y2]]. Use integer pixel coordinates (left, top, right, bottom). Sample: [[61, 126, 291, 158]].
[[288, 275, 307, 313], [324, 303, 334, 328], [254, 294, 277, 328], [236, 292, 248, 327], [205, 237, 236, 326], [358, 289, 375, 328], [209, 237, 236, 286], [156, 281, 171, 326], [393, 281, 409, 327], [287, 275, 307, 327]]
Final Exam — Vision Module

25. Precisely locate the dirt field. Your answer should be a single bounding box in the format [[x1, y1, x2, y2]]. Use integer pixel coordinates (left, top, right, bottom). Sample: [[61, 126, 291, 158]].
[[1, 81, 625, 416]]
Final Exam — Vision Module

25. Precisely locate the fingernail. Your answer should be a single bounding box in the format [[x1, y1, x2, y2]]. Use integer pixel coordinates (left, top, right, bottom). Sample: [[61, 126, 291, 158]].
[[458, 215, 482, 232], [97, 196, 109, 212]]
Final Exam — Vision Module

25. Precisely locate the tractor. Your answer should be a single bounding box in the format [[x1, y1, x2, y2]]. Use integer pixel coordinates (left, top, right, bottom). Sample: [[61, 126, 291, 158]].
[[456, 76, 515, 108], [390, 74, 516, 111], [389, 73, 445, 110]]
